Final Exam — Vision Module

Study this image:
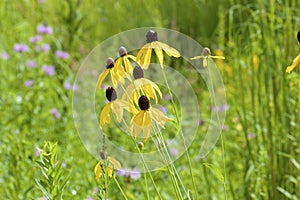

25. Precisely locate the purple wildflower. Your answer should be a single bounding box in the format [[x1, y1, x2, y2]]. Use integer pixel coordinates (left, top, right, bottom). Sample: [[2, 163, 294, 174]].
[[117, 168, 141, 180], [55, 50, 69, 59], [85, 197, 93, 200], [50, 108, 60, 119], [169, 148, 178, 157], [38, 0, 46, 3], [164, 94, 171, 100], [14, 43, 29, 52], [35, 148, 41, 157], [35, 45, 40, 52], [42, 65, 55, 76], [29, 35, 42, 43], [210, 104, 230, 112], [64, 82, 72, 90], [62, 161, 67, 168], [24, 80, 34, 88], [37, 24, 53, 34], [160, 106, 168, 114], [130, 168, 141, 180], [0, 52, 10, 60], [42, 43, 50, 52], [26, 60, 37, 68]]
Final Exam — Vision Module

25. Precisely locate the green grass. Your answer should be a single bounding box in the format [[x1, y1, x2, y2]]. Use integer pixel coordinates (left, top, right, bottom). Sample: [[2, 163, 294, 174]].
[[1, 0, 300, 199]]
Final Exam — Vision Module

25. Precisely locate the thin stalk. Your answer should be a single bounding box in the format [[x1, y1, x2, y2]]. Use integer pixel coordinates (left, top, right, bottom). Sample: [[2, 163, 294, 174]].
[[113, 177, 129, 200], [207, 64, 227, 200], [160, 65, 198, 199]]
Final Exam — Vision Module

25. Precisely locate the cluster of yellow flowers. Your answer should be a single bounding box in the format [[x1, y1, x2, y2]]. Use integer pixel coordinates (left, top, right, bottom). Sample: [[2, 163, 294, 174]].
[[94, 30, 226, 180], [97, 30, 180, 142]]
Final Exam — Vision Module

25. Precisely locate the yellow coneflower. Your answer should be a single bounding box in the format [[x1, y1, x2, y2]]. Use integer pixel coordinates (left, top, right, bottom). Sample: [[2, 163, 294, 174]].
[[100, 87, 128, 128], [123, 66, 162, 110], [129, 95, 172, 142], [136, 30, 180, 69], [115, 46, 136, 73], [94, 156, 121, 179], [96, 57, 126, 88], [191, 47, 225, 67]]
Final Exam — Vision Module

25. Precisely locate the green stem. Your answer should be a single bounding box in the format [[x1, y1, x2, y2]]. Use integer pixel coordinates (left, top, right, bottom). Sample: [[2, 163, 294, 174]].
[[113, 177, 129, 200]]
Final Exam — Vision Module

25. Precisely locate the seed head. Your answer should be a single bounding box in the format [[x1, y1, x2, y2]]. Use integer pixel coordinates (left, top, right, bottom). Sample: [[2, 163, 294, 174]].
[[119, 46, 127, 57], [106, 87, 117, 101], [133, 66, 144, 79], [138, 95, 150, 110], [146, 30, 158, 43], [106, 57, 114, 69], [202, 47, 211, 56]]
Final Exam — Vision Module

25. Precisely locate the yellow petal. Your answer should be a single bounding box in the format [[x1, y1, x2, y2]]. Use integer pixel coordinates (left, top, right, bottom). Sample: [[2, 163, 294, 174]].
[[133, 111, 151, 127], [126, 54, 136, 62], [123, 56, 133, 72], [286, 53, 300, 73], [159, 42, 180, 58], [111, 100, 128, 123], [150, 108, 172, 128], [107, 156, 121, 170], [210, 56, 225, 59], [96, 69, 109, 89], [190, 55, 204, 60], [143, 125, 151, 142], [154, 46, 164, 65], [100, 103, 111, 127], [94, 161, 103, 180], [136, 44, 150, 63]]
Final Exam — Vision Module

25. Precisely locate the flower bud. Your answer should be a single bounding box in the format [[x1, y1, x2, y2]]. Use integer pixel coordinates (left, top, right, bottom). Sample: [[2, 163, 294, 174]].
[[137, 142, 144, 151]]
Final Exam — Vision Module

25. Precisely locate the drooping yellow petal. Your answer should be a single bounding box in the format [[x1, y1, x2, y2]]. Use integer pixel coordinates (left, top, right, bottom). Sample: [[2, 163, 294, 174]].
[[143, 125, 151, 142], [158, 42, 180, 58], [150, 108, 172, 128], [100, 102, 112, 127], [136, 44, 150, 63], [137, 44, 153, 69], [107, 156, 121, 170], [133, 111, 151, 127], [210, 56, 225, 59], [154, 45, 164, 65], [94, 161, 103, 180], [190, 55, 204, 60], [123, 56, 133, 72], [111, 100, 128, 123], [96, 69, 109, 89], [286, 53, 300, 73], [126, 54, 136, 62]]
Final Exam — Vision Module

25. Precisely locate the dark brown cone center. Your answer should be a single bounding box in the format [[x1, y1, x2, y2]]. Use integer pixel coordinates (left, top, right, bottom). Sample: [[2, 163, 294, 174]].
[[106, 87, 117, 101], [133, 66, 144, 79], [138, 95, 150, 110], [146, 30, 158, 43]]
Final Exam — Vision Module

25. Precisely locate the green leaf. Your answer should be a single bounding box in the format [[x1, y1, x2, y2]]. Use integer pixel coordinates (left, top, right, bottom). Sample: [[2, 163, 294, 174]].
[[35, 179, 51, 199], [203, 163, 225, 184], [277, 187, 298, 200]]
